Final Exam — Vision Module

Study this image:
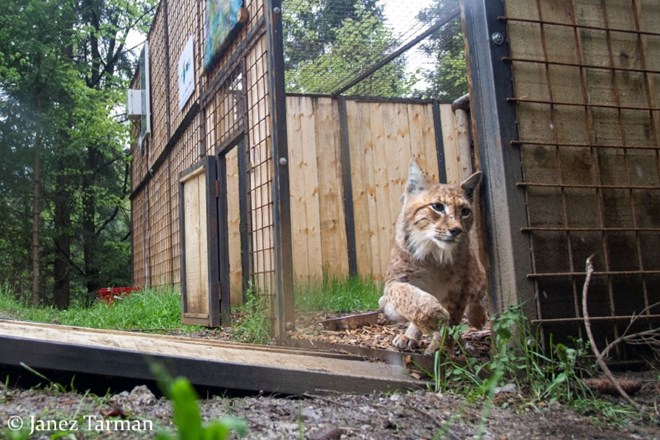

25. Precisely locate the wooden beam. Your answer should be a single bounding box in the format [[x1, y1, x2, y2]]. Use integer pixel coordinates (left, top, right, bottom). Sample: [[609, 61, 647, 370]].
[[0, 321, 420, 395]]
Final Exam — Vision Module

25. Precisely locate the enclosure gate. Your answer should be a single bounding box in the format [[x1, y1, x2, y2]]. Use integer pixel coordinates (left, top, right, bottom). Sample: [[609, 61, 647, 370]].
[[464, 0, 659, 362], [130, 0, 294, 338]]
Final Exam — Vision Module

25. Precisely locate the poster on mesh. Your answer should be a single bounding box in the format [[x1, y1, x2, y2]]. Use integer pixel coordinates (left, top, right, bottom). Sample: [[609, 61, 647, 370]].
[[204, 0, 247, 71], [178, 36, 195, 111]]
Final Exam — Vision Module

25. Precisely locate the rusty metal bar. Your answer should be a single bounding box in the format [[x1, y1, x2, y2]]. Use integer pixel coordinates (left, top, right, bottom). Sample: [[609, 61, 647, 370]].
[[511, 140, 656, 151], [517, 182, 659, 190], [532, 314, 660, 325], [533, 0, 582, 343], [507, 97, 660, 112], [498, 15, 660, 38], [502, 56, 660, 76], [631, 0, 660, 319], [522, 227, 660, 233], [600, 0, 642, 348], [528, 269, 660, 278]]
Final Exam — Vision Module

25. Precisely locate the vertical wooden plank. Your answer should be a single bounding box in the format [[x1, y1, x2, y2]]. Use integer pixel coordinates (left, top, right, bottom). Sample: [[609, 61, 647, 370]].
[[182, 167, 209, 318], [225, 147, 243, 305], [300, 96, 323, 280], [347, 100, 373, 277], [315, 97, 348, 277], [440, 104, 462, 184], [409, 103, 440, 180], [285, 96, 309, 280], [454, 108, 474, 179], [369, 102, 394, 277], [361, 102, 381, 277]]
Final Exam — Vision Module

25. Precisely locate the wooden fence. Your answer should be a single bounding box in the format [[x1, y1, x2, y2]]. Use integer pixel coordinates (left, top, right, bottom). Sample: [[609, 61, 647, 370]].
[[133, 93, 470, 302], [285, 95, 470, 282]]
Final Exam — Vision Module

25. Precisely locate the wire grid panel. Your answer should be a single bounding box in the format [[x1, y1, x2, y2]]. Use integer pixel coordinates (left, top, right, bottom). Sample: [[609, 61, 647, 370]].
[[131, 190, 147, 286], [245, 34, 275, 306], [149, 164, 173, 285], [170, 113, 203, 285], [149, 7, 170, 160], [283, 0, 461, 96], [504, 0, 660, 360], [167, 0, 201, 130], [205, 67, 246, 155]]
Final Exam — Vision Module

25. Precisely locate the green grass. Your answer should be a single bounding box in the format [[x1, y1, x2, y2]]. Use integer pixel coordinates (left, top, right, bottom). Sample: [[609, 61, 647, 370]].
[[294, 274, 381, 313], [0, 284, 199, 334], [231, 288, 272, 345], [431, 304, 643, 432]]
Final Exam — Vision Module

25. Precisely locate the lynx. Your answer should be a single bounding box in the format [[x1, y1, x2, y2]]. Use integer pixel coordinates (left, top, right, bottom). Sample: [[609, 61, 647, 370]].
[[379, 159, 487, 355]]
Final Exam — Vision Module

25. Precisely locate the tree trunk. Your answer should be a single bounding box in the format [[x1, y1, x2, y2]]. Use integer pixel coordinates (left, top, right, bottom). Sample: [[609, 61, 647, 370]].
[[83, 147, 100, 303], [53, 170, 72, 309], [53, 43, 75, 309], [31, 128, 42, 307]]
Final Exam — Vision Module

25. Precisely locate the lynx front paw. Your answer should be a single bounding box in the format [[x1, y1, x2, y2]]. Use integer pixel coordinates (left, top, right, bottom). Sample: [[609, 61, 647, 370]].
[[392, 334, 419, 350], [424, 340, 440, 355]]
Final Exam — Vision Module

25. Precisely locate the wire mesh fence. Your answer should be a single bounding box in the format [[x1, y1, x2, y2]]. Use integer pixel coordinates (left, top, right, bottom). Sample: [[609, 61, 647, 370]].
[[282, 0, 464, 99]]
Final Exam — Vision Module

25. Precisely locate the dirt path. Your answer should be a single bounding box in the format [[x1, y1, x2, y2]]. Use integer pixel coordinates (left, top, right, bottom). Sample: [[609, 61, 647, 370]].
[[1, 375, 658, 439]]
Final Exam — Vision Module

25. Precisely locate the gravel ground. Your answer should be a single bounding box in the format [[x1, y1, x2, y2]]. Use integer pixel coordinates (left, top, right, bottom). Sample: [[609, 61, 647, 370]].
[[1, 372, 658, 439]]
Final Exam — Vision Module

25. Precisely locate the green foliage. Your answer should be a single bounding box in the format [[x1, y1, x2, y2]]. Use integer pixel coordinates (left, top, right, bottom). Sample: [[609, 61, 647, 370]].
[[284, 1, 413, 96], [0, 0, 157, 307], [0, 285, 199, 333], [151, 363, 247, 440], [231, 286, 272, 345], [415, 1, 467, 100], [432, 304, 637, 423], [294, 274, 381, 313]]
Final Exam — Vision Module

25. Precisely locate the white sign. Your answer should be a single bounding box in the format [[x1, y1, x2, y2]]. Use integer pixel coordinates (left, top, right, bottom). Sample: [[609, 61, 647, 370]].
[[178, 37, 195, 111]]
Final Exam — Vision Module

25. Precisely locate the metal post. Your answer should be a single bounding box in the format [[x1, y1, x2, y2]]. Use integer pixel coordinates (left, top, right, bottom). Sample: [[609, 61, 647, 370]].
[[265, 0, 295, 340], [338, 97, 358, 277], [460, 0, 535, 316]]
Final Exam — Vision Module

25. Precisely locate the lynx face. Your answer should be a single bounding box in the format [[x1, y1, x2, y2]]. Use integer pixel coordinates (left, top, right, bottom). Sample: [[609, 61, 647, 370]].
[[397, 161, 481, 264]]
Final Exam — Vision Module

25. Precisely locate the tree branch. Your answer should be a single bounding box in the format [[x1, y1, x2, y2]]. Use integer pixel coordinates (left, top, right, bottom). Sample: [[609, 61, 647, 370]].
[[581, 255, 641, 410]]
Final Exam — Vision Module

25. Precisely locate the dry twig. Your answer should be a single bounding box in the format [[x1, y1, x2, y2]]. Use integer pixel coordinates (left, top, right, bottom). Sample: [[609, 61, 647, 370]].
[[599, 301, 660, 361], [581, 255, 641, 410]]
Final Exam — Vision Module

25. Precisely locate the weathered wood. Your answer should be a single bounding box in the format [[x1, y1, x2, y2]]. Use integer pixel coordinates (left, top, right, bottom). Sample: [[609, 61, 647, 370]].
[[440, 103, 461, 184], [370, 102, 393, 277], [346, 100, 373, 278], [0, 321, 420, 395], [225, 147, 243, 305], [321, 311, 380, 331], [181, 164, 209, 320], [286, 96, 310, 279], [314, 97, 348, 277], [284, 96, 469, 281], [299, 96, 323, 280]]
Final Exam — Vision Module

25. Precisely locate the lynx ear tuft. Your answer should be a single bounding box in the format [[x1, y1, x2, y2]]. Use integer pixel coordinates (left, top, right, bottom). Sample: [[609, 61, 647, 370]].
[[406, 159, 428, 195], [461, 171, 482, 201]]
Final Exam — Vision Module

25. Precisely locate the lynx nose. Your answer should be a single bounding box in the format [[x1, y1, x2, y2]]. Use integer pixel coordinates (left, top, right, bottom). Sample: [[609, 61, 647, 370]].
[[449, 227, 462, 237]]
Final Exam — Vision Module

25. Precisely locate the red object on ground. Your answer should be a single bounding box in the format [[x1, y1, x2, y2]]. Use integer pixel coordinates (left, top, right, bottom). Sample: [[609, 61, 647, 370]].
[[96, 286, 142, 303]]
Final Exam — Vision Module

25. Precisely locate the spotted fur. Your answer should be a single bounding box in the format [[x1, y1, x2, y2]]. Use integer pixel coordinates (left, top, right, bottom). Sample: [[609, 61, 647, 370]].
[[379, 160, 488, 354]]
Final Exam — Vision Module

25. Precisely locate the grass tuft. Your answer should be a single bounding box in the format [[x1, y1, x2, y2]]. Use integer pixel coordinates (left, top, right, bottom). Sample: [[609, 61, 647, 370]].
[[231, 286, 272, 345], [294, 274, 381, 313], [0, 285, 200, 334]]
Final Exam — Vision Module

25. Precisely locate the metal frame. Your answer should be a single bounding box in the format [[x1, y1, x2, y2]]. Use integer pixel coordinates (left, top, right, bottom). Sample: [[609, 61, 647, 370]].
[[460, 0, 535, 316], [337, 96, 359, 277], [265, 0, 295, 340], [432, 100, 449, 184]]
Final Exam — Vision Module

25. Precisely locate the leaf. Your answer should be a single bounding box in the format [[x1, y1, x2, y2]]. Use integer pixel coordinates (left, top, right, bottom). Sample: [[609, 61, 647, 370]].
[[170, 377, 203, 440]]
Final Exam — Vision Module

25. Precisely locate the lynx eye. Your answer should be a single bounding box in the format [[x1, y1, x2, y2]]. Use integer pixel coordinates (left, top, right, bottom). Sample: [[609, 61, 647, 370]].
[[460, 207, 472, 217], [430, 203, 445, 214]]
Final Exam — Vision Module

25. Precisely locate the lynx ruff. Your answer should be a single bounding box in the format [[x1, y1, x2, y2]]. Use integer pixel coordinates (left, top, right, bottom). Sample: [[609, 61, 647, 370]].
[[379, 160, 487, 355]]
